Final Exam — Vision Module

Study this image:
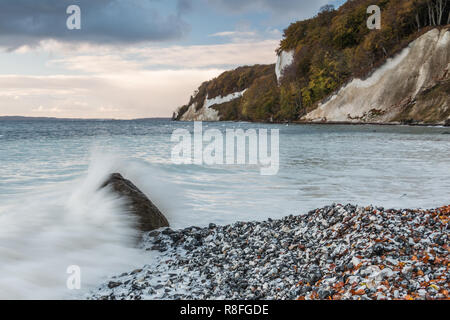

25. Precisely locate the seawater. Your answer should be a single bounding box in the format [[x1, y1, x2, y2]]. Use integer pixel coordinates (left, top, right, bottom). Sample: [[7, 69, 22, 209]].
[[0, 118, 449, 299]]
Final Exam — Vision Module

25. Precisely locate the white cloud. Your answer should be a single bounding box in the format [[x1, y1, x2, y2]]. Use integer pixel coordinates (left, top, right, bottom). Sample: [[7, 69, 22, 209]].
[[210, 31, 257, 37], [32, 105, 62, 113], [0, 69, 226, 119], [1, 38, 280, 118], [49, 55, 143, 74], [46, 40, 279, 73], [138, 40, 279, 68]]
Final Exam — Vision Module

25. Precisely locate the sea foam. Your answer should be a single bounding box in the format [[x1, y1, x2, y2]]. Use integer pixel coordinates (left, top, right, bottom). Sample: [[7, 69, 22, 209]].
[[0, 154, 148, 299]]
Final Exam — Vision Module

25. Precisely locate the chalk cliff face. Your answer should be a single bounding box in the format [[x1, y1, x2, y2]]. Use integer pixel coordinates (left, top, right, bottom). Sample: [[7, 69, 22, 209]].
[[275, 50, 294, 83], [179, 89, 247, 121], [174, 1, 450, 124], [303, 28, 450, 125], [174, 64, 274, 122], [175, 26, 449, 125]]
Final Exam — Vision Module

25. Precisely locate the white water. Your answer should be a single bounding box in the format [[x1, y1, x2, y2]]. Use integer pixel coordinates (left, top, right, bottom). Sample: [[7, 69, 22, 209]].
[[0, 154, 148, 299]]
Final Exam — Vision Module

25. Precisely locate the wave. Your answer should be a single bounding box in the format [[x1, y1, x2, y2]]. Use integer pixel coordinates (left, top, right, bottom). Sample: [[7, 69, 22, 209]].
[[0, 153, 151, 299]]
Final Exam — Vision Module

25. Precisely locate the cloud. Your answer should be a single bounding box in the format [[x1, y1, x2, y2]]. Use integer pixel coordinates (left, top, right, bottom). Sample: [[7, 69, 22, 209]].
[[177, 0, 193, 15], [206, 0, 331, 22], [0, 0, 305, 118], [209, 27, 282, 43], [210, 31, 257, 38], [1, 38, 279, 119], [0, 0, 191, 49], [47, 39, 279, 71], [141, 41, 279, 68], [49, 54, 143, 74], [0, 70, 225, 119], [0, 0, 339, 50], [32, 105, 62, 113]]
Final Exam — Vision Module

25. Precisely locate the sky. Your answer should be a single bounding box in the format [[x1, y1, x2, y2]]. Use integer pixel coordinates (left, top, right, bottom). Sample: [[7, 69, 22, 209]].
[[0, 0, 346, 119]]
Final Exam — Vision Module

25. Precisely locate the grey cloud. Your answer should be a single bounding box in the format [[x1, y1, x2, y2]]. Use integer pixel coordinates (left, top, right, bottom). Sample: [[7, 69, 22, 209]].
[[206, 0, 331, 21], [177, 0, 193, 15], [0, 0, 191, 49]]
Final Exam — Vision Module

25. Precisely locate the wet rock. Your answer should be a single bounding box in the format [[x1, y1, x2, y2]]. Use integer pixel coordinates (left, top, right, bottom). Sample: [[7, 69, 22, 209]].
[[108, 281, 122, 289], [318, 289, 332, 300], [372, 244, 385, 256], [101, 173, 169, 232]]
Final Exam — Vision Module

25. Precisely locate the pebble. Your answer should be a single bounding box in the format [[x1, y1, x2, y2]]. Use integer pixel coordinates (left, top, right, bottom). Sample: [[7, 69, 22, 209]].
[[89, 204, 449, 300]]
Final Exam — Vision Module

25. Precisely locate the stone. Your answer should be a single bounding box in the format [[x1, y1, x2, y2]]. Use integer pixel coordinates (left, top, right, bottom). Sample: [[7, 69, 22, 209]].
[[372, 244, 385, 256], [318, 289, 332, 300], [90, 203, 450, 301], [101, 173, 169, 232], [107, 281, 122, 289], [351, 256, 361, 266]]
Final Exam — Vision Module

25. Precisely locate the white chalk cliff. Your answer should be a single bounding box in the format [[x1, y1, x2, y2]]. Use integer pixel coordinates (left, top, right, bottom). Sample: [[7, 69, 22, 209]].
[[275, 50, 294, 83], [176, 28, 449, 124], [303, 28, 450, 124], [180, 89, 247, 121]]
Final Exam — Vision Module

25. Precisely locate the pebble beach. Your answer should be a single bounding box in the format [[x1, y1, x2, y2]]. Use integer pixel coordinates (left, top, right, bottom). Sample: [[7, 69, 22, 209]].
[[90, 204, 449, 300]]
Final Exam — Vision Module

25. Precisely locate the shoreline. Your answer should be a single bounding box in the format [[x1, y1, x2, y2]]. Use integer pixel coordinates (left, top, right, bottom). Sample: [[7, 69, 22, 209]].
[[174, 119, 450, 128], [3, 116, 449, 128], [90, 203, 449, 300]]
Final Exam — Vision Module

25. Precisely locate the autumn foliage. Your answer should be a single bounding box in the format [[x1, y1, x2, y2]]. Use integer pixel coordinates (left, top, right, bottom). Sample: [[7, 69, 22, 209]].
[[177, 0, 450, 122], [277, 0, 450, 119]]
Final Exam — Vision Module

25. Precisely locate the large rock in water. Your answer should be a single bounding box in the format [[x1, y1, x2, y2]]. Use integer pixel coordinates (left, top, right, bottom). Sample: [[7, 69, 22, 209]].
[[101, 173, 169, 232]]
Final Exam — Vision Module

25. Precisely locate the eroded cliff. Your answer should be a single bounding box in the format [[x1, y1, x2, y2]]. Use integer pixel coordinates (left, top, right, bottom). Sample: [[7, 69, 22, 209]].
[[174, 65, 274, 122], [175, 0, 450, 125], [303, 28, 450, 124]]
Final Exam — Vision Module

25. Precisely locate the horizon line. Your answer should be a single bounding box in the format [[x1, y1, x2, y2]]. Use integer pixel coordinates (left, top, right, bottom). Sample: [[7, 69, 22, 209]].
[[0, 115, 172, 121]]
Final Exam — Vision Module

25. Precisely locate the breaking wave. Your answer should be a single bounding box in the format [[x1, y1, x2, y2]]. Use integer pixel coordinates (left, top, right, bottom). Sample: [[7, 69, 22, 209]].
[[0, 154, 152, 299]]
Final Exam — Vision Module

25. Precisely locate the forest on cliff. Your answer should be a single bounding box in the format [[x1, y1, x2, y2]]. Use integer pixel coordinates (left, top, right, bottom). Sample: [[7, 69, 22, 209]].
[[175, 0, 450, 122]]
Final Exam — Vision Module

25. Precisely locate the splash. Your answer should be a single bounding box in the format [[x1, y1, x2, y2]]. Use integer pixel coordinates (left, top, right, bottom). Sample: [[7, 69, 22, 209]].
[[0, 154, 148, 299]]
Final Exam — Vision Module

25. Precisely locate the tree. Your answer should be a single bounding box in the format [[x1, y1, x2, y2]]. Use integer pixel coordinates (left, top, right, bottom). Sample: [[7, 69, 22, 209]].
[[319, 4, 336, 14], [423, 0, 449, 26]]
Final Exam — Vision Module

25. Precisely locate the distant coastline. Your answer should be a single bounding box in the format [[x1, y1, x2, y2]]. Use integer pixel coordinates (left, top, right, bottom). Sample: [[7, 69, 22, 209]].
[[0, 116, 171, 121]]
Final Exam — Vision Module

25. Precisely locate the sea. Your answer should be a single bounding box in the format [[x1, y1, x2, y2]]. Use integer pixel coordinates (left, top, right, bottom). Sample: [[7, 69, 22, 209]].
[[0, 118, 449, 299]]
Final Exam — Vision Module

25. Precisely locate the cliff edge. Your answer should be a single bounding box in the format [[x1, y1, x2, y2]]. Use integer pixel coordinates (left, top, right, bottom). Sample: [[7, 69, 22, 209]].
[[175, 0, 450, 125], [303, 28, 449, 125]]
